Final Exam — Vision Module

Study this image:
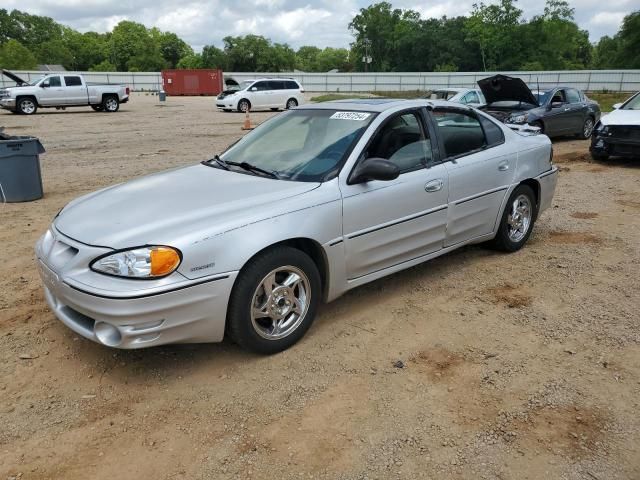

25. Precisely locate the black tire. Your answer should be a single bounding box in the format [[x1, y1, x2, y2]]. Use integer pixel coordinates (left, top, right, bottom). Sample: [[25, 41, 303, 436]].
[[226, 246, 321, 354], [91, 105, 104, 112], [17, 97, 37, 115], [286, 98, 298, 109], [489, 184, 537, 252], [223, 109, 232, 112], [270, 108, 280, 111], [579, 116, 595, 140], [102, 95, 119, 112], [237, 99, 251, 113], [590, 151, 609, 161]]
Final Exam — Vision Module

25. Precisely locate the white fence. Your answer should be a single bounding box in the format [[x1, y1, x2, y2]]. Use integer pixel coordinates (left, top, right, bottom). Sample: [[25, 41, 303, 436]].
[[3, 70, 639, 93]]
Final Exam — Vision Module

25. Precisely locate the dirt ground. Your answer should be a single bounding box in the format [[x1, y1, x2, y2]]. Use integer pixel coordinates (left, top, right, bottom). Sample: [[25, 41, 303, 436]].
[[1, 94, 639, 480]]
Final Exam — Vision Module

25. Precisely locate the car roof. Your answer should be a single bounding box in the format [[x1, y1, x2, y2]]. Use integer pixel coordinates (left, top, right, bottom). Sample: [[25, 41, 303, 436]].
[[433, 88, 470, 93], [300, 98, 457, 112]]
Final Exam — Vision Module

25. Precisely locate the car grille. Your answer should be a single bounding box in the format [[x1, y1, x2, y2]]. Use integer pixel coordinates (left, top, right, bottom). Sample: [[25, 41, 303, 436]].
[[608, 126, 640, 141], [611, 143, 640, 156]]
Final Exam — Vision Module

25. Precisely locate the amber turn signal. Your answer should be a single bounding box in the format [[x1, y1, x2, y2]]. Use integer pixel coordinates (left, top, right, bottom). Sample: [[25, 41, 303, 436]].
[[150, 247, 181, 276]]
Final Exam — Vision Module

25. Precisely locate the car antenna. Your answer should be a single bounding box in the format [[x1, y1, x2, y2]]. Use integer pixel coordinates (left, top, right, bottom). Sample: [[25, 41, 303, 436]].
[[537, 76, 540, 105]]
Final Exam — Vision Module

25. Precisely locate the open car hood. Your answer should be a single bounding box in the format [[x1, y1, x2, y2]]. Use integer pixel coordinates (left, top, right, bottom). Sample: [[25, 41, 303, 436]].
[[477, 74, 538, 106], [1, 69, 29, 86]]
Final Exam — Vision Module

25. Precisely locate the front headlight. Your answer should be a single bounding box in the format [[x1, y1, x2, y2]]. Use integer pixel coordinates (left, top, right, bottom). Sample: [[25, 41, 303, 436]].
[[91, 246, 182, 279], [510, 114, 528, 124]]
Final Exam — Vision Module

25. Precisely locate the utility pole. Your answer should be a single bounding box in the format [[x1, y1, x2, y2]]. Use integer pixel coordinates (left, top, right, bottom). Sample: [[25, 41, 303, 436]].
[[362, 37, 372, 73]]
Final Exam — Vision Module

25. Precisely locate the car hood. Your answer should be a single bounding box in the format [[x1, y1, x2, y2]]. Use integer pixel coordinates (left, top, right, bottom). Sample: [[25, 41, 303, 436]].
[[55, 164, 320, 249], [600, 108, 640, 126], [1, 69, 29, 86], [477, 74, 538, 107]]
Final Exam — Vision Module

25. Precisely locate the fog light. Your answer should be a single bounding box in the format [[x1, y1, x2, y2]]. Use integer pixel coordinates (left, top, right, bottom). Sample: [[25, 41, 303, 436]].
[[94, 322, 122, 347]]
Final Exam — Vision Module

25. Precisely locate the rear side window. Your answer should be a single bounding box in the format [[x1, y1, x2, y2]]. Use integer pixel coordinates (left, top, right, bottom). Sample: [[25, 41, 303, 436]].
[[432, 109, 486, 159], [269, 80, 285, 90], [285, 81, 299, 90], [479, 115, 505, 147], [64, 76, 82, 87]]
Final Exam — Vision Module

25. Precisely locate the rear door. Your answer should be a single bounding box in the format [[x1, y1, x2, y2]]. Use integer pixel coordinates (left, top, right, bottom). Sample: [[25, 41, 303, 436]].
[[565, 88, 588, 134], [269, 80, 287, 107], [430, 107, 513, 246], [62, 75, 86, 105]]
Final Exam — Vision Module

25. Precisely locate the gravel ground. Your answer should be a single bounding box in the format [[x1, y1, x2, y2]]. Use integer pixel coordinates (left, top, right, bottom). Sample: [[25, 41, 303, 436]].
[[0, 94, 639, 480]]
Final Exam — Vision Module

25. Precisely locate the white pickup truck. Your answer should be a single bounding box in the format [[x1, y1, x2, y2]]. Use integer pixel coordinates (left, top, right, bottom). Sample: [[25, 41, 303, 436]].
[[0, 70, 130, 115]]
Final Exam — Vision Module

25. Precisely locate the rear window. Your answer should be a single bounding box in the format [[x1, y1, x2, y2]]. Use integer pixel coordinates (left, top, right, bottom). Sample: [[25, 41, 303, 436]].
[[285, 81, 299, 90], [64, 76, 82, 87]]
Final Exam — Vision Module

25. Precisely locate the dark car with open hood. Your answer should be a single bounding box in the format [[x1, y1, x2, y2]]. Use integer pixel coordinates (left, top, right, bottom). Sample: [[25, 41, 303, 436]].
[[478, 74, 601, 139]]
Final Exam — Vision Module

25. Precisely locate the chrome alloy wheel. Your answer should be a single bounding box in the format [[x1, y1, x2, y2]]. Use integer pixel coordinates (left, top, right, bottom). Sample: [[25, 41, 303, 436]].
[[583, 118, 594, 138], [250, 266, 310, 340], [507, 194, 532, 243], [104, 97, 118, 111], [20, 99, 36, 114]]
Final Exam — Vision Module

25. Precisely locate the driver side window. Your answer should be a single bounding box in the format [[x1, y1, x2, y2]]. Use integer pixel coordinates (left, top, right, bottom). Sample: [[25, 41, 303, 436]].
[[551, 90, 566, 104], [363, 112, 430, 173]]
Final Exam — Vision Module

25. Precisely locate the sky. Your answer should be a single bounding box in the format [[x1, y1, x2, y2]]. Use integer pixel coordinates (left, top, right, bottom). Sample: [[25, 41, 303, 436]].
[[4, 0, 638, 51]]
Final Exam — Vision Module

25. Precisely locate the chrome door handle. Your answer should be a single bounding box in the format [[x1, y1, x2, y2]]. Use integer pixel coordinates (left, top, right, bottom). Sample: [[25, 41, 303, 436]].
[[564, 107, 571, 111], [498, 162, 509, 171], [425, 179, 443, 192]]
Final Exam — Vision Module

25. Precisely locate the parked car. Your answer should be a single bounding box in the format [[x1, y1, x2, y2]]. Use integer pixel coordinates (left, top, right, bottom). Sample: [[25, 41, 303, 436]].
[[478, 74, 600, 139], [36, 99, 557, 353], [0, 70, 129, 115], [428, 88, 486, 107], [590, 91, 640, 161], [216, 78, 305, 112]]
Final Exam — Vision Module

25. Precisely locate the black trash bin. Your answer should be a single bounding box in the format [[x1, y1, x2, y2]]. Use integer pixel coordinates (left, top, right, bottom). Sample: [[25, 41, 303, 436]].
[[0, 136, 45, 202]]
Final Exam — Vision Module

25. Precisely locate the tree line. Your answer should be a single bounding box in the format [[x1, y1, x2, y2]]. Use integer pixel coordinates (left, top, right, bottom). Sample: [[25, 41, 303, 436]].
[[0, 1, 638, 73]]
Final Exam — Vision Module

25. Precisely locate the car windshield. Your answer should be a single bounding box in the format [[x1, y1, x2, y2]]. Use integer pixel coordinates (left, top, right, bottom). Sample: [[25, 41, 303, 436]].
[[621, 93, 640, 110], [533, 90, 553, 105], [220, 109, 376, 182]]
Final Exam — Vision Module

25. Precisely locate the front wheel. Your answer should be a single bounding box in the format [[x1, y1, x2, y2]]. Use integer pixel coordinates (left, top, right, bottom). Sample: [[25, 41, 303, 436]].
[[226, 246, 321, 354], [489, 185, 537, 252], [17, 97, 37, 115], [237, 99, 250, 113], [102, 96, 119, 112], [579, 117, 595, 140]]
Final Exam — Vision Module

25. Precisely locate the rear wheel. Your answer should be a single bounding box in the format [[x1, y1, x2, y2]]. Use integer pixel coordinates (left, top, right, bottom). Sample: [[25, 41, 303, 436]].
[[489, 185, 537, 252], [102, 95, 119, 112], [226, 246, 321, 354], [17, 97, 37, 115], [579, 116, 595, 140], [286, 98, 298, 109]]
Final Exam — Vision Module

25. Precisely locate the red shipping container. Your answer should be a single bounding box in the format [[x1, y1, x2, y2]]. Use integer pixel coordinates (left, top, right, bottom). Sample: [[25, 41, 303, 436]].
[[161, 69, 224, 96]]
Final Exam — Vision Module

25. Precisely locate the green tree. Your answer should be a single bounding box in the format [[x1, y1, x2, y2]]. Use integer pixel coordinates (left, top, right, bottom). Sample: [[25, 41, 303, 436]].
[[176, 53, 203, 69], [110, 20, 166, 71], [89, 59, 117, 72], [201, 45, 226, 69], [0, 39, 37, 69], [616, 11, 640, 68], [295, 46, 321, 71], [155, 30, 193, 68]]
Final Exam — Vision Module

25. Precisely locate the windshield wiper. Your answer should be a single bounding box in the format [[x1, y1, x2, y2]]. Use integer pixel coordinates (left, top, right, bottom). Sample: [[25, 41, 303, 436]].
[[202, 154, 230, 170], [202, 156, 279, 179], [232, 161, 280, 179]]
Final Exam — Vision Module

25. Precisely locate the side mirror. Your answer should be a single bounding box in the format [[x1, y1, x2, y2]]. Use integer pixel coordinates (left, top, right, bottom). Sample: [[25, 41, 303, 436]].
[[250, 87, 257, 91], [612, 103, 622, 110], [350, 158, 400, 184]]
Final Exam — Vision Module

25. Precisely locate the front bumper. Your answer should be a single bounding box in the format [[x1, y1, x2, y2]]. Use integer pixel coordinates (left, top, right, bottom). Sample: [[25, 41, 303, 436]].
[[35, 229, 238, 349], [590, 132, 640, 158], [0, 98, 16, 110]]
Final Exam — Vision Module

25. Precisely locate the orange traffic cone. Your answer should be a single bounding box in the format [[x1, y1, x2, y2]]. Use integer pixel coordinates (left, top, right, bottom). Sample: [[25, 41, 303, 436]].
[[241, 108, 253, 130]]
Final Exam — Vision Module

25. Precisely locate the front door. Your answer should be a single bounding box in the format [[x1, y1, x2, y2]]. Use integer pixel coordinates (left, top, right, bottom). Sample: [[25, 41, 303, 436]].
[[342, 109, 449, 280], [39, 76, 66, 106], [430, 107, 513, 246]]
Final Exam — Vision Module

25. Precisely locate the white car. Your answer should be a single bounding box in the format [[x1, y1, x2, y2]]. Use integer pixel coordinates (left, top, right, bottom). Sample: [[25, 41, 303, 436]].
[[216, 78, 305, 113], [428, 88, 486, 108], [590, 91, 640, 160]]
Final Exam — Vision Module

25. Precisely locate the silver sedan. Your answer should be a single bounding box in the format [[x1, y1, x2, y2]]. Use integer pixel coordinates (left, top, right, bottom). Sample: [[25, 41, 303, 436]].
[[36, 99, 558, 353]]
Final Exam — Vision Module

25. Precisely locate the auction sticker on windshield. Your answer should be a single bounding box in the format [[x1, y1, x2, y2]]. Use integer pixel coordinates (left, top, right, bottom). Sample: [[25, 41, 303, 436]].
[[330, 112, 371, 121]]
